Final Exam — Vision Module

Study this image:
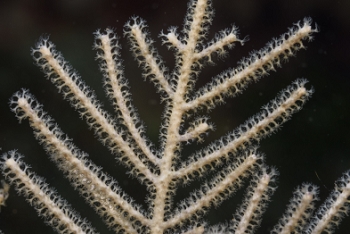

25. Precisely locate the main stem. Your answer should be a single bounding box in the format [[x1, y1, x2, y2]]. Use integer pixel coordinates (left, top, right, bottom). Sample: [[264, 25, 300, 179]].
[[151, 1, 206, 232]]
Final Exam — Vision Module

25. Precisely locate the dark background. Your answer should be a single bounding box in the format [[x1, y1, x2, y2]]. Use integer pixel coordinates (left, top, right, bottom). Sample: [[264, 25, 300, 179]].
[[0, 0, 349, 233]]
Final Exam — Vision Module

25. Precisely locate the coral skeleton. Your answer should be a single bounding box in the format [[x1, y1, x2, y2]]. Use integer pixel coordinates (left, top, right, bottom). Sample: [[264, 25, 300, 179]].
[[1, 0, 350, 233]]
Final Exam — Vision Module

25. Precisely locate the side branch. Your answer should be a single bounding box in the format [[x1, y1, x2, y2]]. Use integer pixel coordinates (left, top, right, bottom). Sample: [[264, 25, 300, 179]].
[[179, 117, 214, 143], [185, 19, 316, 111], [271, 184, 318, 234], [95, 29, 159, 165], [306, 170, 350, 234], [10, 91, 150, 231], [232, 167, 278, 234], [32, 40, 154, 179], [124, 18, 174, 97], [1, 151, 97, 234], [193, 27, 240, 62], [166, 151, 260, 229], [176, 80, 312, 181], [162, 28, 184, 51]]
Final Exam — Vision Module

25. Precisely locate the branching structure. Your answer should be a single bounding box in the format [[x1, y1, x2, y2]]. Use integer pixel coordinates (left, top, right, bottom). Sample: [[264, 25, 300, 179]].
[[1, 0, 350, 233]]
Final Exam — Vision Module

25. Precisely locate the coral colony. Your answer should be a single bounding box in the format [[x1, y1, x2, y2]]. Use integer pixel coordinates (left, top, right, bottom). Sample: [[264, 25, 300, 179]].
[[1, 0, 349, 233]]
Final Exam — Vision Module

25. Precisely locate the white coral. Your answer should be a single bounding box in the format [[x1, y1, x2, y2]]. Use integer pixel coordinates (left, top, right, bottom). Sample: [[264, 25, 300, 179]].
[[1, 0, 349, 233]]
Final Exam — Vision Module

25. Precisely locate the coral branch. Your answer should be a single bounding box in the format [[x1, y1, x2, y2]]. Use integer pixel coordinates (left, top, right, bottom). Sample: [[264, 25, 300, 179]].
[[124, 18, 173, 97], [167, 151, 260, 229], [10, 90, 149, 232], [95, 28, 159, 165], [272, 184, 318, 234], [179, 117, 213, 143], [193, 26, 241, 62], [177, 80, 312, 181], [306, 171, 350, 234], [32, 38, 154, 180], [232, 167, 278, 234], [1, 151, 97, 234], [183, 0, 212, 51], [186, 19, 316, 111], [4, 0, 349, 233]]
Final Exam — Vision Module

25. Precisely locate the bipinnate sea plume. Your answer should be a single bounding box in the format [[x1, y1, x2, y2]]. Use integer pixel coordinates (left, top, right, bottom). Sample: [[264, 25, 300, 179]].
[[1, 0, 350, 233]]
